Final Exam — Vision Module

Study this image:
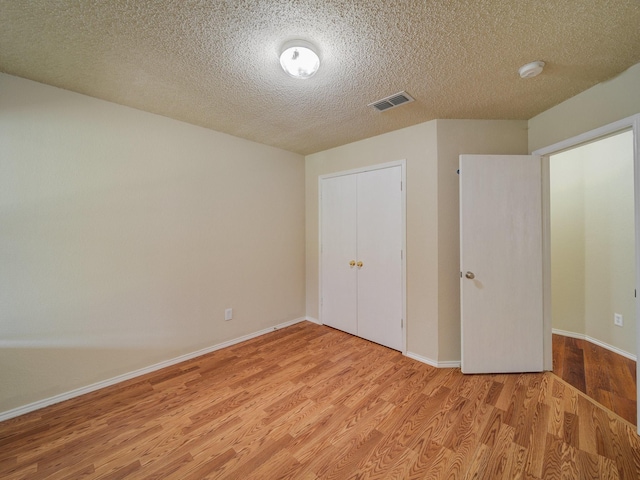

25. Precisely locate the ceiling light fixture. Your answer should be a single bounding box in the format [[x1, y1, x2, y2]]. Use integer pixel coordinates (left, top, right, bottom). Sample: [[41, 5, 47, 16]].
[[518, 61, 545, 79], [279, 40, 320, 79]]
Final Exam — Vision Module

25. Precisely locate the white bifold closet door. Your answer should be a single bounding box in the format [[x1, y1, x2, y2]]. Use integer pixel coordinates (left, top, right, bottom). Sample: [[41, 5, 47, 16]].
[[321, 165, 403, 351], [321, 173, 358, 336]]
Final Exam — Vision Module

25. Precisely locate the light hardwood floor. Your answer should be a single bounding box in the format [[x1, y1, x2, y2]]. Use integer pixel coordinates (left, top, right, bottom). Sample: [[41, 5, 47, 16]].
[[553, 333, 637, 426], [2, 321, 640, 479]]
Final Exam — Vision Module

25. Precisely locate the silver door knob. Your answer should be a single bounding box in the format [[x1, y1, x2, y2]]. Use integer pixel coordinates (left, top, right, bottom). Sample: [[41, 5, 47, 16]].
[[465, 271, 475, 279]]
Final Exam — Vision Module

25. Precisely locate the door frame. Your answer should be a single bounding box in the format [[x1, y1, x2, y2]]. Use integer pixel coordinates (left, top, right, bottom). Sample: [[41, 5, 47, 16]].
[[459, 154, 544, 374], [533, 113, 640, 434], [318, 159, 407, 353]]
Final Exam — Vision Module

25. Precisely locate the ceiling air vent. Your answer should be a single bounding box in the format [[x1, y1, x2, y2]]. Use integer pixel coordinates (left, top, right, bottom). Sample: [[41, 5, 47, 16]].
[[368, 91, 415, 112]]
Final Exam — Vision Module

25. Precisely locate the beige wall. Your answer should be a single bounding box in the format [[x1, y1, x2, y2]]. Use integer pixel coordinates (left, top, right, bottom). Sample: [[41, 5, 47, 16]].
[[305, 119, 528, 362], [529, 63, 640, 153], [550, 153, 586, 334], [435, 120, 529, 360], [551, 131, 635, 355], [0, 74, 306, 413]]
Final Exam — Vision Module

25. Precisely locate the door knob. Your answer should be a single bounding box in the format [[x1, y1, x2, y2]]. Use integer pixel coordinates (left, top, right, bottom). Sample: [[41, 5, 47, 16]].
[[357, 261, 363, 267], [465, 271, 475, 279], [349, 260, 356, 267]]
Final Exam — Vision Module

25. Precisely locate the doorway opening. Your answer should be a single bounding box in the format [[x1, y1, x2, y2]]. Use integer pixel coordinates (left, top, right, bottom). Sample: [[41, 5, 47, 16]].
[[549, 130, 636, 424]]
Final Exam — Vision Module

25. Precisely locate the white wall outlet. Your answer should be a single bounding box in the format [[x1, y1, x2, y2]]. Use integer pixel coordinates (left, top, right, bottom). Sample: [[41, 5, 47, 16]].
[[225, 308, 233, 321], [614, 313, 623, 327]]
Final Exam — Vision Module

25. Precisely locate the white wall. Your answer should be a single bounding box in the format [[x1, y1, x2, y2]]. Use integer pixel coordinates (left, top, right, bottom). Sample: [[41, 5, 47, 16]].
[[0, 74, 306, 414], [551, 131, 635, 355]]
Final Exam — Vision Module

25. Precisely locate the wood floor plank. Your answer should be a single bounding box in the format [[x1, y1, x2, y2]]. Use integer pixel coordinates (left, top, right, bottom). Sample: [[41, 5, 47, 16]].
[[375, 447, 418, 480], [461, 442, 492, 479], [545, 394, 565, 439], [484, 380, 504, 406], [523, 401, 550, 478], [541, 432, 565, 480], [2, 322, 640, 479], [138, 452, 193, 480], [439, 395, 494, 477], [403, 439, 442, 479], [563, 338, 587, 393], [576, 396, 599, 459], [421, 444, 454, 480], [179, 447, 236, 480], [553, 333, 637, 425], [503, 442, 529, 480], [481, 422, 515, 478]]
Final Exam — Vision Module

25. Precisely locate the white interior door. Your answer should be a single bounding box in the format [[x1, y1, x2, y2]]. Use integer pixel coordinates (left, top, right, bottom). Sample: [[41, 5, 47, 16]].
[[460, 154, 544, 374], [321, 174, 358, 335], [357, 166, 403, 351]]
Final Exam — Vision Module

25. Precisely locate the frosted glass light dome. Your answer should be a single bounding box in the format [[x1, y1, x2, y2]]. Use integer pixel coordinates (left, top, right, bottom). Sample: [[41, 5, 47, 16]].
[[279, 41, 320, 79]]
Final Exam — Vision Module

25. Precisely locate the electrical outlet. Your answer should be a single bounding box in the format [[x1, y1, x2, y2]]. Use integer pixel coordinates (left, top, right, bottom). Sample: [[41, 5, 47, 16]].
[[614, 313, 623, 327], [225, 308, 233, 321]]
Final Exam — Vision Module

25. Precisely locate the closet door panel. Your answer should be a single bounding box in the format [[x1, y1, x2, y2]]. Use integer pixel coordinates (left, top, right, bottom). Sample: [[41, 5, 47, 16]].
[[320, 174, 358, 335], [356, 166, 403, 350]]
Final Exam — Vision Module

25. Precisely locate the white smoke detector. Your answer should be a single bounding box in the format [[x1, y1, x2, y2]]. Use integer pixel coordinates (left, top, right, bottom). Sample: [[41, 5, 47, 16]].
[[518, 61, 545, 79]]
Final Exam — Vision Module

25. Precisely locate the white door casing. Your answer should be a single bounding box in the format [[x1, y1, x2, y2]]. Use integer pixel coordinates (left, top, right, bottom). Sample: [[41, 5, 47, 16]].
[[532, 114, 640, 436], [460, 154, 544, 374]]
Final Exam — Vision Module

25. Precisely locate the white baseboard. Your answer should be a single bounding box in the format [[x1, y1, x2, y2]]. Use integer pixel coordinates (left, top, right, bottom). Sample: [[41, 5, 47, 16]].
[[305, 316, 322, 325], [553, 328, 637, 361], [405, 351, 461, 368], [0, 316, 309, 423]]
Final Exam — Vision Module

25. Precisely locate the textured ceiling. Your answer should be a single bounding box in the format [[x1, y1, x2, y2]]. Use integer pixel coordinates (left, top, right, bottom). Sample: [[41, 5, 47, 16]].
[[1, 1, 639, 155]]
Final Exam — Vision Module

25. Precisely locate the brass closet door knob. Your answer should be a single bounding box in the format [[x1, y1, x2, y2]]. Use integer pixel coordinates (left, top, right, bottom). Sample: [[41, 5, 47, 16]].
[[465, 271, 475, 279], [349, 260, 356, 267], [357, 261, 363, 267]]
